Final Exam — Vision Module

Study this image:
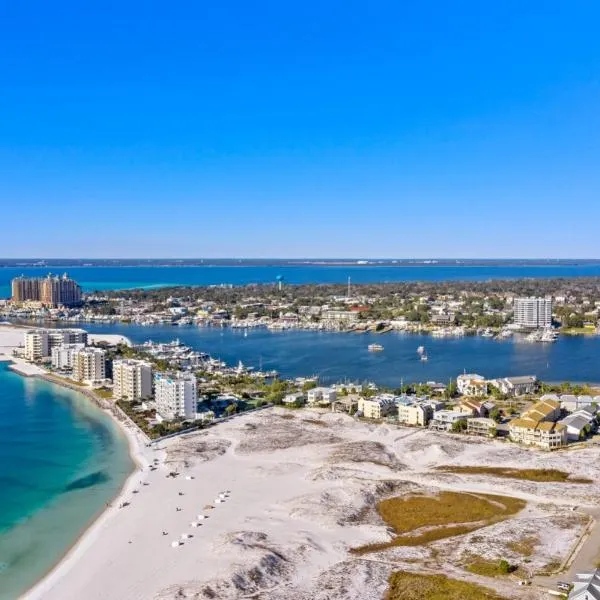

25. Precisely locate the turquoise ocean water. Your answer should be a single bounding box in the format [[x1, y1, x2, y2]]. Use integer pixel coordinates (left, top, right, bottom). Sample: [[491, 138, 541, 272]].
[[3, 262, 600, 297], [0, 363, 133, 600]]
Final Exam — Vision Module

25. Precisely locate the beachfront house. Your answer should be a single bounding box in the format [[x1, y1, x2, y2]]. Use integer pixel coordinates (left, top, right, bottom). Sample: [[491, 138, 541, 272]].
[[489, 375, 537, 397], [331, 395, 360, 414], [429, 410, 467, 431], [466, 417, 497, 437], [307, 387, 337, 406], [358, 394, 398, 419], [282, 392, 306, 407], [456, 373, 488, 397], [458, 399, 496, 418], [508, 398, 566, 449], [558, 408, 596, 441]]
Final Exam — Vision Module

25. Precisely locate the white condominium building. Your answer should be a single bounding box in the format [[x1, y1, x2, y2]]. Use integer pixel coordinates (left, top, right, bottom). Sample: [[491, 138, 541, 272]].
[[154, 372, 197, 420], [24, 330, 50, 361], [513, 297, 552, 328], [23, 328, 88, 361], [73, 347, 107, 383], [51, 343, 86, 370], [113, 359, 153, 401]]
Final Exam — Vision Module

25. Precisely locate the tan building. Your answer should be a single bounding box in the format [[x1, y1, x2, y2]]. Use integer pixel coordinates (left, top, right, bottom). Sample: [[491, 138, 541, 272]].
[[113, 359, 153, 401], [508, 398, 566, 449], [73, 347, 106, 384], [358, 394, 397, 419], [11, 273, 82, 307], [397, 403, 432, 426], [12, 277, 42, 303], [467, 417, 497, 437]]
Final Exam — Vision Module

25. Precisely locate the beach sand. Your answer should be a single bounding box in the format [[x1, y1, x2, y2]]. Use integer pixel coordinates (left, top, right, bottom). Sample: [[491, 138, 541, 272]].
[[19, 406, 600, 600]]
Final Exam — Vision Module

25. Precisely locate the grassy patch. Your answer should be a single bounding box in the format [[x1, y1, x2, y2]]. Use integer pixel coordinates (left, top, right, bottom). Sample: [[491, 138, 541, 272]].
[[385, 571, 508, 600], [94, 387, 113, 399], [507, 536, 538, 557], [278, 413, 295, 420], [352, 491, 525, 554], [465, 557, 516, 577], [435, 466, 592, 484]]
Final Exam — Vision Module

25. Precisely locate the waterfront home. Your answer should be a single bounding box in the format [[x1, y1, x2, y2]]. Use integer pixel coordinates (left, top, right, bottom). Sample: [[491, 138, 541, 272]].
[[196, 410, 215, 424], [282, 392, 306, 406], [458, 399, 496, 418], [466, 417, 497, 437], [523, 397, 562, 422], [456, 373, 488, 397], [568, 569, 600, 599], [396, 403, 432, 426], [331, 395, 360, 414], [332, 382, 363, 394], [307, 387, 337, 406], [509, 418, 567, 449], [429, 410, 467, 431], [358, 394, 398, 419], [489, 375, 537, 397], [557, 394, 599, 412], [559, 408, 596, 441]]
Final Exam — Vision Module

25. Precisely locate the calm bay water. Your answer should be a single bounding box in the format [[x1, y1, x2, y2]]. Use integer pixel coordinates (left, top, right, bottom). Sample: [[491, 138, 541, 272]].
[[0, 363, 133, 600], [72, 323, 600, 386], [3, 262, 600, 297]]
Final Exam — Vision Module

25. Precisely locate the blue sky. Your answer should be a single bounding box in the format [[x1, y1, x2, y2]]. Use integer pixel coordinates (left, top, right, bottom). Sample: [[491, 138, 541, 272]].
[[1, 1, 599, 258]]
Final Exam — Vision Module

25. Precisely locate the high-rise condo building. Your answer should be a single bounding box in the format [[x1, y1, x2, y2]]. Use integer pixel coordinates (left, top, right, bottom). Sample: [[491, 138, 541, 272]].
[[113, 359, 153, 401], [23, 328, 88, 361], [73, 347, 107, 383], [11, 273, 82, 308], [154, 372, 197, 420], [513, 297, 552, 328], [51, 343, 86, 370]]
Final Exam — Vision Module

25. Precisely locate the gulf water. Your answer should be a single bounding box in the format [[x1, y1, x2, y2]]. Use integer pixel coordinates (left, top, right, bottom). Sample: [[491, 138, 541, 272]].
[[3, 262, 600, 297], [0, 363, 133, 599]]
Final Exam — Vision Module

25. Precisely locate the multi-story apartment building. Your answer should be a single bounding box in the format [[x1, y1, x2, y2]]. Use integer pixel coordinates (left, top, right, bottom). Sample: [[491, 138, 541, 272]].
[[23, 328, 88, 361], [11, 273, 82, 308], [11, 276, 42, 303], [51, 343, 86, 370], [513, 297, 552, 328], [508, 398, 566, 449], [154, 372, 197, 420], [358, 394, 398, 419], [396, 403, 432, 426], [113, 359, 153, 401], [24, 330, 50, 361], [73, 347, 107, 384]]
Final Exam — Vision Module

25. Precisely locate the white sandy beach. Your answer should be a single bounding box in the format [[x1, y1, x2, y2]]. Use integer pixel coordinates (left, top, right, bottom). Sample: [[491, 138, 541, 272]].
[[17, 404, 600, 600], [4, 322, 600, 599]]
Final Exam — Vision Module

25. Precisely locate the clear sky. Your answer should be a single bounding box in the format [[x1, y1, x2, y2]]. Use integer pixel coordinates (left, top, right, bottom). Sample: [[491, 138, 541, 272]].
[[1, 1, 599, 258]]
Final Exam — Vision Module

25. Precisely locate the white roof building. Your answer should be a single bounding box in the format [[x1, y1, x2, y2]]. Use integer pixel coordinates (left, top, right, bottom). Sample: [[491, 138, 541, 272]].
[[569, 569, 600, 599]]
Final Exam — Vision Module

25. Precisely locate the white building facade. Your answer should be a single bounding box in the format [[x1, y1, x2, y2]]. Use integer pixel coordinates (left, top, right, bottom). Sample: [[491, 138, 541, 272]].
[[513, 297, 552, 328], [154, 372, 197, 420], [51, 343, 86, 370]]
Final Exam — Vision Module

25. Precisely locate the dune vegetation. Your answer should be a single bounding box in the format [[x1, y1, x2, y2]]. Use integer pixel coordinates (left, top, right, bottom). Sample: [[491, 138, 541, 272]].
[[353, 491, 525, 554]]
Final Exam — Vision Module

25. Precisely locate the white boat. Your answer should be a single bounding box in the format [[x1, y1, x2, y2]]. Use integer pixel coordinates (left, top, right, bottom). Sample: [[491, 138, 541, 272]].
[[481, 328, 494, 338], [417, 345, 425, 354], [368, 343, 384, 352], [420, 353, 428, 362]]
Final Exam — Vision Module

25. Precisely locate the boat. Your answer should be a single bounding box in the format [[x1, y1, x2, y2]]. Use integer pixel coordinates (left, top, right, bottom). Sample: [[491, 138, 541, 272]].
[[540, 328, 558, 343], [417, 345, 425, 354], [420, 353, 428, 362], [368, 343, 384, 352], [481, 328, 494, 338]]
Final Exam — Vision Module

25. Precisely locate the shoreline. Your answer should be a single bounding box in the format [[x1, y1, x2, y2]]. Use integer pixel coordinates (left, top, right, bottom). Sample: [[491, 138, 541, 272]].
[[21, 401, 151, 600], [0, 325, 150, 599]]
